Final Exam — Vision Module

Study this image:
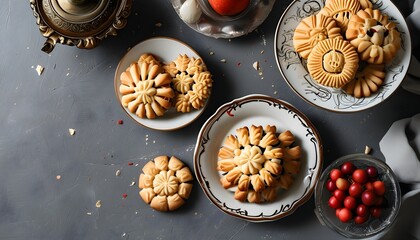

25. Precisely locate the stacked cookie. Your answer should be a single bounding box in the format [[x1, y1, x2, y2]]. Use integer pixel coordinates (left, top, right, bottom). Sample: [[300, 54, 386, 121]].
[[293, 0, 401, 97], [217, 125, 302, 203], [119, 53, 213, 119]]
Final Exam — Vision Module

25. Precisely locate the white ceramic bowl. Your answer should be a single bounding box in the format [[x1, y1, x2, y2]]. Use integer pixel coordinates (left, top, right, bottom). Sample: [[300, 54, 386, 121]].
[[274, 0, 411, 112], [194, 94, 323, 222], [114, 37, 210, 131]]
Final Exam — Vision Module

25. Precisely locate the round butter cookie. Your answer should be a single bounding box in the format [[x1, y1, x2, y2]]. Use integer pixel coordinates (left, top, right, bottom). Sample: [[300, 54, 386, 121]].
[[307, 38, 359, 88], [218, 125, 302, 203], [119, 56, 174, 119], [293, 13, 343, 59], [343, 63, 385, 97], [164, 54, 213, 113], [346, 8, 401, 64], [138, 156, 193, 211]]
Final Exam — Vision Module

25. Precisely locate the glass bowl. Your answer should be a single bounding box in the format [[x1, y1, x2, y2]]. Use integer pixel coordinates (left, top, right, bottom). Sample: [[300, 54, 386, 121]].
[[314, 154, 401, 238], [170, 0, 275, 38]]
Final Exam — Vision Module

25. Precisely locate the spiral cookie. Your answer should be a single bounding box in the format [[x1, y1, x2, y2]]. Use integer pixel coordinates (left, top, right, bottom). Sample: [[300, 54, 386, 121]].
[[320, 0, 361, 33], [139, 156, 193, 211], [119, 55, 175, 119], [164, 54, 213, 113], [307, 38, 359, 88], [346, 8, 401, 64], [343, 64, 385, 97], [217, 125, 302, 203], [293, 13, 343, 59]]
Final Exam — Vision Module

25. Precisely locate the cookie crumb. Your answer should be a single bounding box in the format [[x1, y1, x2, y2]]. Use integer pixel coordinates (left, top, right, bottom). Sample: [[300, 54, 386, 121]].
[[364, 145, 372, 155], [35, 65, 44, 76], [56, 175, 61, 180], [95, 200, 102, 208], [155, 22, 162, 27], [116, 169, 121, 176], [253, 61, 260, 71], [86, 212, 92, 216], [68, 128, 76, 135], [220, 59, 227, 63]]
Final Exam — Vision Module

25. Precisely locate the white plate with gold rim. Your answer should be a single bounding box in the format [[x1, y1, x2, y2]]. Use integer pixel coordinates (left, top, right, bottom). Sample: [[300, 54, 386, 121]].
[[274, 0, 411, 112], [194, 94, 323, 222], [114, 37, 210, 131]]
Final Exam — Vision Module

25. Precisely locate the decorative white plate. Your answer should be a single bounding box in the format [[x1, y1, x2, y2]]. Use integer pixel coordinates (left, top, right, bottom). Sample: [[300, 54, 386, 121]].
[[114, 37, 209, 131], [194, 94, 323, 222], [274, 0, 412, 112]]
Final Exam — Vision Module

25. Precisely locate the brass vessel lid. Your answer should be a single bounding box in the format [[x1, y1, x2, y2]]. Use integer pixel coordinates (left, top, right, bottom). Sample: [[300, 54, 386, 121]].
[[30, 0, 132, 53]]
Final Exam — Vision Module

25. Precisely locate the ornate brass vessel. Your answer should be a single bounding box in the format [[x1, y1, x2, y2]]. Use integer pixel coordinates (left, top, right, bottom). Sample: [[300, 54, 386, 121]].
[[30, 0, 132, 53]]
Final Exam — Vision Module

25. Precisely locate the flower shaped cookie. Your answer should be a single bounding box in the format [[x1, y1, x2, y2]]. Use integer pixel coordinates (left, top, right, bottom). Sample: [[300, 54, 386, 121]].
[[217, 125, 302, 203], [139, 156, 193, 211], [119, 54, 175, 119], [164, 54, 213, 113]]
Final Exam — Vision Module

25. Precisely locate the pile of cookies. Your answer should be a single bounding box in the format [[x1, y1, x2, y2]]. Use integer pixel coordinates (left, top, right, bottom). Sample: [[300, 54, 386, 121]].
[[293, 0, 401, 97], [119, 53, 213, 119], [217, 125, 302, 203]]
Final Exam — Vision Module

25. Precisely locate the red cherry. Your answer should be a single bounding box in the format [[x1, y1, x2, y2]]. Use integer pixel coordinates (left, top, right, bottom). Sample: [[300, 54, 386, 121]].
[[370, 206, 382, 218], [333, 189, 347, 202], [354, 215, 369, 224], [337, 208, 353, 223], [366, 166, 378, 178], [336, 178, 350, 191], [361, 190, 377, 206], [326, 179, 337, 192], [356, 204, 369, 217], [353, 169, 368, 184], [341, 162, 356, 175], [343, 196, 357, 210], [348, 182, 363, 198], [330, 169, 343, 181], [328, 196, 342, 209], [373, 180, 386, 196]]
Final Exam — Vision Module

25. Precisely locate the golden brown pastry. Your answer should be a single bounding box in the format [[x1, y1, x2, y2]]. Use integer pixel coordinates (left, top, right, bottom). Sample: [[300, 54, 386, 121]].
[[293, 13, 343, 59], [217, 125, 303, 203], [346, 8, 401, 64], [119, 60, 174, 119], [307, 38, 359, 88], [138, 53, 161, 66], [138, 156, 193, 211], [320, 0, 361, 33], [164, 54, 213, 113], [343, 63, 385, 97]]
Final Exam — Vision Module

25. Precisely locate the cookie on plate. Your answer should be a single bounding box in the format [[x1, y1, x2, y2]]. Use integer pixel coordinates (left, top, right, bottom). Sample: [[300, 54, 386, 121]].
[[164, 54, 213, 113], [320, 0, 361, 33], [307, 38, 359, 88], [217, 125, 302, 203], [293, 13, 343, 59], [346, 8, 401, 64], [119, 56, 175, 119], [343, 63, 385, 97]]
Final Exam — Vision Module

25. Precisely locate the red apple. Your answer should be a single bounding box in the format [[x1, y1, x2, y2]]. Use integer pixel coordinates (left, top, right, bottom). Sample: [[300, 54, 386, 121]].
[[208, 0, 250, 16]]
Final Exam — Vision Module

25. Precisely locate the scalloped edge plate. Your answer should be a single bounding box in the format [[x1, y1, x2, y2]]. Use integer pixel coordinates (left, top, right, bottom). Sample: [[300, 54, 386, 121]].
[[114, 37, 209, 131], [274, 0, 411, 112], [194, 94, 323, 222]]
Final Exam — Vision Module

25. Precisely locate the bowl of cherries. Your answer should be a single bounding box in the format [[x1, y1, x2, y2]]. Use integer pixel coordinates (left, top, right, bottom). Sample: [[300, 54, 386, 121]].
[[314, 154, 401, 238]]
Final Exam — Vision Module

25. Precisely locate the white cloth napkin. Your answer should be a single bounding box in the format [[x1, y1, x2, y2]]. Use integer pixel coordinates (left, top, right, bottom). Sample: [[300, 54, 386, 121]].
[[379, 113, 420, 239], [380, 114, 420, 184]]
